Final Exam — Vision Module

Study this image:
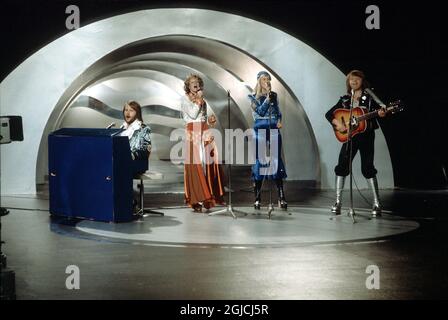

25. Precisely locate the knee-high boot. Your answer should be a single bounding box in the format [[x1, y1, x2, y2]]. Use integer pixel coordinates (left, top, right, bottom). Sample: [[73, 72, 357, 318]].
[[276, 179, 287, 210], [331, 175, 345, 215], [254, 180, 262, 210], [366, 176, 382, 217]]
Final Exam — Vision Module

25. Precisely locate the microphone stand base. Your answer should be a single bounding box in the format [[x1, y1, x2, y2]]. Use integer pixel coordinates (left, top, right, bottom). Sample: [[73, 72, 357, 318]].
[[348, 208, 356, 223], [208, 205, 247, 219], [267, 203, 275, 220], [329, 208, 356, 224]]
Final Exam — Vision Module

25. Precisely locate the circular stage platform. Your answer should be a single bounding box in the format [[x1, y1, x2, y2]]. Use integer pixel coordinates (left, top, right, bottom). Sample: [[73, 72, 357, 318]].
[[65, 206, 419, 248]]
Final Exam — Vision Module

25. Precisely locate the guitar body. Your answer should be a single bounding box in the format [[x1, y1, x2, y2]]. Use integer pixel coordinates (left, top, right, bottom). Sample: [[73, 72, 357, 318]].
[[330, 99, 403, 143], [333, 107, 367, 143]]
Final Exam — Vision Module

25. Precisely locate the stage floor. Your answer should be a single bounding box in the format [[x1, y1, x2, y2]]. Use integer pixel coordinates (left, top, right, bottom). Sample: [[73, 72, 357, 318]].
[[1, 189, 448, 299], [62, 207, 419, 248]]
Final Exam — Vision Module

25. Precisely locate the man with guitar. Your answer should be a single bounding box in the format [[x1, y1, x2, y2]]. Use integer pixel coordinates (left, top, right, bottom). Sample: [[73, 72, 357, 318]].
[[325, 69, 388, 217]]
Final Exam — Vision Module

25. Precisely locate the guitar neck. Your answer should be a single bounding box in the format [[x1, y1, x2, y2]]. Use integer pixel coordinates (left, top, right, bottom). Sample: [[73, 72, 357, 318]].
[[356, 106, 394, 122], [357, 110, 380, 122]]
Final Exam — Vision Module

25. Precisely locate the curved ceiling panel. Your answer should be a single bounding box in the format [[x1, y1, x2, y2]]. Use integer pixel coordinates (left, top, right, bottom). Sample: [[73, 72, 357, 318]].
[[0, 9, 393, 194], [38, 34, 318, 186]]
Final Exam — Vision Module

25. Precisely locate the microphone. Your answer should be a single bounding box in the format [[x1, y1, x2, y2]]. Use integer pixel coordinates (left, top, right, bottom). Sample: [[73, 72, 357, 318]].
[[350, 89, 355, 109], [106, 122, 116, 129], [365, 88, 386, 108]]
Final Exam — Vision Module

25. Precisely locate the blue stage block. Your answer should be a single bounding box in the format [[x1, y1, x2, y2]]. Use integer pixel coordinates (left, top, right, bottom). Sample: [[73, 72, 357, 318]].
[[48, 128, 135, 222]]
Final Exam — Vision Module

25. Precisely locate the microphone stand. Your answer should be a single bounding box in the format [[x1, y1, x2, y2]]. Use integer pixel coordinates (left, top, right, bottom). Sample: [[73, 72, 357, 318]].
[[208, 90, 247, 219], [347, 91, 356, 223], [267, 95, 274, 219]]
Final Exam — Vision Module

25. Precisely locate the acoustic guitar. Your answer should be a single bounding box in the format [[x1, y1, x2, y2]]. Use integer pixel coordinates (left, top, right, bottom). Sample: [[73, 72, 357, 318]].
[[332, 100, 403, 143]]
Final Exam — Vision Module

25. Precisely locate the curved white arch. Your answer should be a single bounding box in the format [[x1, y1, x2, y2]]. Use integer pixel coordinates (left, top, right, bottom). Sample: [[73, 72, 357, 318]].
[[0, 8, 393, 194]]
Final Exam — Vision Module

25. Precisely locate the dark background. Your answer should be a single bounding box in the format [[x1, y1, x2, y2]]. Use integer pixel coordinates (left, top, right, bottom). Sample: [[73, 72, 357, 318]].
[[1, 0, 447, 189]]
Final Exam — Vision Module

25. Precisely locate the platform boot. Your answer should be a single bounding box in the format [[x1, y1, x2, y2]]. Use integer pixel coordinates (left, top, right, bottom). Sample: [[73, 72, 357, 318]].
[[367, 176, 382, 217], [331, 175, 345, 215]]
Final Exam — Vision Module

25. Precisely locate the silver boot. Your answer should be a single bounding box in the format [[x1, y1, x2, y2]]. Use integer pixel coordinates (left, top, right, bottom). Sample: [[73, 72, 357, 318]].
[[367, 176, 382, 217], [331, 176, 345, 215]]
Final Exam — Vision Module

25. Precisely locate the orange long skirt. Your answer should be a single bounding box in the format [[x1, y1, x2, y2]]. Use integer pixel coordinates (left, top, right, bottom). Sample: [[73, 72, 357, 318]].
[[184, 122, 225, 209]]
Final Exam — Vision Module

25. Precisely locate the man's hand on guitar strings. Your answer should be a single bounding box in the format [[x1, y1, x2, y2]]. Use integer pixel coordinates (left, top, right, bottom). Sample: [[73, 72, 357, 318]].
[[332, 119, 347, 133]]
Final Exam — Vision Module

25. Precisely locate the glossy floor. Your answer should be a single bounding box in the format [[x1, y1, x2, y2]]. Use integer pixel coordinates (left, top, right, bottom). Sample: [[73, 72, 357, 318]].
[[1, 188, 448, 299]]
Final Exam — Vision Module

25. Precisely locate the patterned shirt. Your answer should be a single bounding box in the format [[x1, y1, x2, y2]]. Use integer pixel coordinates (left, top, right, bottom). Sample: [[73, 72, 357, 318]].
[[120, 120, 152, 160]]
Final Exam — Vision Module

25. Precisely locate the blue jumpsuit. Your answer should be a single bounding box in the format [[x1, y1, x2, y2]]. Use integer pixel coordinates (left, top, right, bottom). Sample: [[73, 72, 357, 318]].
[[248, 93, 287, 181]]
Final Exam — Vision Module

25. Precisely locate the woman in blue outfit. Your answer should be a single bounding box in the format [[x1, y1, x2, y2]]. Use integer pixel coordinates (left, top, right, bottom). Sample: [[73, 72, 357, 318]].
[[248, 71, 287, 210]]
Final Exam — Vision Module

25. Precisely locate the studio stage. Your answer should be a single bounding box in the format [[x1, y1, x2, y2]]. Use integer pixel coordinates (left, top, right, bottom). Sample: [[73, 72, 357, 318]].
[[2, 177, 420, 249]]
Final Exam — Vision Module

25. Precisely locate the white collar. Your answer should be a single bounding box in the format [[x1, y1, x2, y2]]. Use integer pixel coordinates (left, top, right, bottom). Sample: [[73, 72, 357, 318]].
[[120, 120, 142, 137]]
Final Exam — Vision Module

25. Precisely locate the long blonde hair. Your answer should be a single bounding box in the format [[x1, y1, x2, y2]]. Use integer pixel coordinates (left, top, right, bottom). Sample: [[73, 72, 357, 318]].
[[254, 76, 271, 99]]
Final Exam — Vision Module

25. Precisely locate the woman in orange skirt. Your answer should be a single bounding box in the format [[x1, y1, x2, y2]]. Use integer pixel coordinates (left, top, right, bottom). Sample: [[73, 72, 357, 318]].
[[181, 74, 225, 212]]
